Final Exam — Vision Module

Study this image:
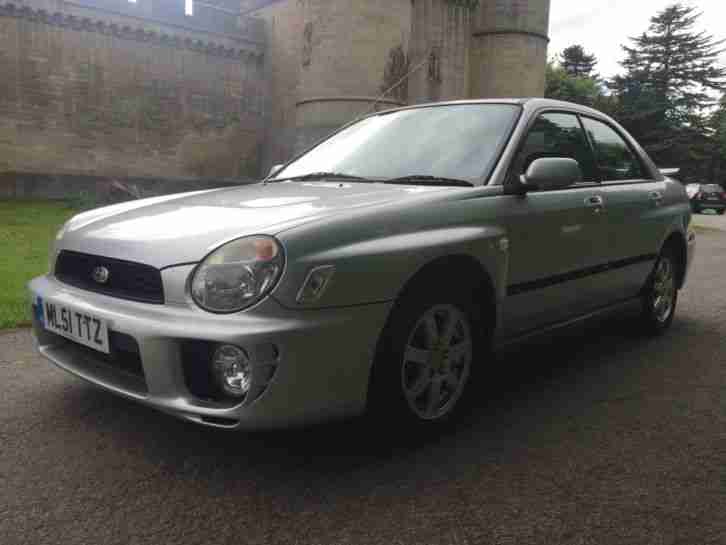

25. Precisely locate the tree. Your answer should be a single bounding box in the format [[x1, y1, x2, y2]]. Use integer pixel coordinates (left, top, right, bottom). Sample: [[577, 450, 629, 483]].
[[709, 94, 726, 184], [712, 94, 726, 155], [617, 4, 726, 124], [560, 45, 599, 79], [545, 61, 602, 107], [546, 44, 604, 107], [609, 3, 726, 179]]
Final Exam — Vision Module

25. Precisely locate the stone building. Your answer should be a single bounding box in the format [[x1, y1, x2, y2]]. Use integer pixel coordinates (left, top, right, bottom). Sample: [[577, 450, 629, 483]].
[[249, 0, 551, 166], [0, 0, 550, 185]]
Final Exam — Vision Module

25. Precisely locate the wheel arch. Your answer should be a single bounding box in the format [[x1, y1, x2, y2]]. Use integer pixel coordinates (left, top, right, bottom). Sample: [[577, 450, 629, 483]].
[[394, 253, 497, 335], [367, 253, 497, 417], [662, 231, 688, 289]]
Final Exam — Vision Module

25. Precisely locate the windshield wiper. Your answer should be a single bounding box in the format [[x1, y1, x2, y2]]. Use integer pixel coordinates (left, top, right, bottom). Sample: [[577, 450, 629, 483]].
[[383, 175, 473, 187], [271, 172, 368, 182]]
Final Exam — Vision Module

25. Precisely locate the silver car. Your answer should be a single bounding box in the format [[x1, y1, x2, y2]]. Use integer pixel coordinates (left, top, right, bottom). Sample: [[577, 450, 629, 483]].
[[29, 99, 695, 430]]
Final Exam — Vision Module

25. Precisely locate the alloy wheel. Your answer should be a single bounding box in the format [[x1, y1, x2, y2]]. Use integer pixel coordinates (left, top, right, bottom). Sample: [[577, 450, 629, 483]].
[[652, 256, 676, 323], [400, 304, 473, 421]]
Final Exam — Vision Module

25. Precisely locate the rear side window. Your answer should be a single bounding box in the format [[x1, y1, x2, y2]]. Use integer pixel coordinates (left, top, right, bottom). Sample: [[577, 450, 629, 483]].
[[703, 184, 722, 192], [581, 117, 645, 181], [511, 113, 597, 183]]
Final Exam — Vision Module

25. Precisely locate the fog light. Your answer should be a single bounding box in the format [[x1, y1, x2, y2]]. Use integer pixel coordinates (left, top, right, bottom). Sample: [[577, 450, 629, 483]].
[[213, 345, 252, 398]]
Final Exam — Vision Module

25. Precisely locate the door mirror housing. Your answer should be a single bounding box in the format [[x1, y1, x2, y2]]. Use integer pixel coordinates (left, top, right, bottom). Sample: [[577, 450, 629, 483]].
[[519, 158, 583, 192], [267, 164, 284, 179]]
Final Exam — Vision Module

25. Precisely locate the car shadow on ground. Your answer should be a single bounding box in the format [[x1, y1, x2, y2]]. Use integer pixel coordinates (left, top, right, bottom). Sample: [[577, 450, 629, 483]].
[[46, 308, 707, 486]]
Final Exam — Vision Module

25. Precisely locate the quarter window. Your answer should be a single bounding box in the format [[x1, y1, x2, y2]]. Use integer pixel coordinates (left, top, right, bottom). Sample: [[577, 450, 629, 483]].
[[581, 117, 644, 181], [512, 113, 597, 184]]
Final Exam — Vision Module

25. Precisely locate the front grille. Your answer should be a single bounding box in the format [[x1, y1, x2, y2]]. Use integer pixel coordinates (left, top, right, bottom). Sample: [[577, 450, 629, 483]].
[[48, 329, 146, 382], [55, 250, 164, 304], [180, 340, 219, 401]]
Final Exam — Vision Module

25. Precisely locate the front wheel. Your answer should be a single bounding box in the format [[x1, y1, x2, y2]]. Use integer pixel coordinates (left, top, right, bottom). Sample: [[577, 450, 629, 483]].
[[368, 286, 485, 428], [639, 246, 679, 335]]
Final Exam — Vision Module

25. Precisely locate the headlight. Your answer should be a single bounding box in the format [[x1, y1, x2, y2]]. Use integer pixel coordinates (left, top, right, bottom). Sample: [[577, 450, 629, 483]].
[[191, 235, 284, 313]]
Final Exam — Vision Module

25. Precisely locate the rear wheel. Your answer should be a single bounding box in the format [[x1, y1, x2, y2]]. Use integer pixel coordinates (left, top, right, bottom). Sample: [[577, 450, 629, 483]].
[[639, 245, 679, 335], [368, 283, 487, 428], [718, 209, 725, 215]]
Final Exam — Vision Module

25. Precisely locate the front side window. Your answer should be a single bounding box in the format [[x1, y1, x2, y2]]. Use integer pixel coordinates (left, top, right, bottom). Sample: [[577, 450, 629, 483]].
[[581, 117, 644, 181], [511, 112, 597, 184], [271, 104, 521, 184]]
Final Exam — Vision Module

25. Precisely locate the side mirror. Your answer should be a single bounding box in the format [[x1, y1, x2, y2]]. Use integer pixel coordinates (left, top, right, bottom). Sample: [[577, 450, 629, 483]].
[[521, 158, 583, 192], [267, 164, 284, 178]]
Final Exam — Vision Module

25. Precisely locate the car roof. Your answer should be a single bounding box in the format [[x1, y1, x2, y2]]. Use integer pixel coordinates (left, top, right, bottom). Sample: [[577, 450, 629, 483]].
[[375, 98, 609, 119]]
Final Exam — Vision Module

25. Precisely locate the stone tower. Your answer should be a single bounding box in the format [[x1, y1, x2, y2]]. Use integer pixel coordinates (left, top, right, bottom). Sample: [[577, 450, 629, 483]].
[[242, 0, 551, 167], [294, 0, 412, 151], [408, 0, 475, 105], [470, 0, 551, 98]]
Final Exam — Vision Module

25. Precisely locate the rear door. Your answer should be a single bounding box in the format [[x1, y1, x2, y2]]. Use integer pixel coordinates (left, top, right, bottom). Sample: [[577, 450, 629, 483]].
[[500, 112, 611, 337], [581, 116, 665, 300]]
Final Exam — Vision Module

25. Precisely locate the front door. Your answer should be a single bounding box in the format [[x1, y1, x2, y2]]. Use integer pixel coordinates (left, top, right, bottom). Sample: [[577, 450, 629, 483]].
[[500, 112, 610, 338]]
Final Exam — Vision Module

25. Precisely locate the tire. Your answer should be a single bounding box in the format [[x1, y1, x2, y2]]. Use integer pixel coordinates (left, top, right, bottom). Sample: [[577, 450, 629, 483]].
[[718, 209, 725, 215], [368, 282, 488, 429], [640, 245, 679, 335]]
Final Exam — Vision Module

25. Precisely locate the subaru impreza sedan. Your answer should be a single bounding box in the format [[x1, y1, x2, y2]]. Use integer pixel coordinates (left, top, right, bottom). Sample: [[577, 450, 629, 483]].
[[29, 98, 695, 430]]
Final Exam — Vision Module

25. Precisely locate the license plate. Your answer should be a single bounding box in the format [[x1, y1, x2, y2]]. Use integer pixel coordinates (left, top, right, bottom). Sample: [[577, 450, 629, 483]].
[[36, 296, 109, 354], [707, 197, 718, 201]]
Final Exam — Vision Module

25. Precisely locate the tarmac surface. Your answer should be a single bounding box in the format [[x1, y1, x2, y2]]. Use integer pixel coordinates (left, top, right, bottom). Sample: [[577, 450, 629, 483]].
[[1, 227, 725, 545]]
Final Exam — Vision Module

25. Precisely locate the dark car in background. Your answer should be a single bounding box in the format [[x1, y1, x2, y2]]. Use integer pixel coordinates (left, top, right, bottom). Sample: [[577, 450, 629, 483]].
[[687, 183, 726, 214]]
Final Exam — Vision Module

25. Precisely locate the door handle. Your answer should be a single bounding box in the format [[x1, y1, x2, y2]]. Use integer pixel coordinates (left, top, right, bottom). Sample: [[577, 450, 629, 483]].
[[649, 191, 663, 205], [585, 195, 604, 210]]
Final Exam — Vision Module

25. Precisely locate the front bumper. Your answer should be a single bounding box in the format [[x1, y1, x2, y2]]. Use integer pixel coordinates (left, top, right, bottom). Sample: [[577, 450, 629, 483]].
[[29, 274, 392, 430]]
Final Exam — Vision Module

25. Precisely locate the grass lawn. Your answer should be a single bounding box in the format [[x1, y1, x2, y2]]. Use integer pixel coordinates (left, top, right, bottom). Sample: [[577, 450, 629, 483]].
[[0, 200, 77, 329]]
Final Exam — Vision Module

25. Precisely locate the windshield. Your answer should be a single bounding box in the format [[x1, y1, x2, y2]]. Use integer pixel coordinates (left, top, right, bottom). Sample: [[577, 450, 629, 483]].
[[272, 104, 521, 184]]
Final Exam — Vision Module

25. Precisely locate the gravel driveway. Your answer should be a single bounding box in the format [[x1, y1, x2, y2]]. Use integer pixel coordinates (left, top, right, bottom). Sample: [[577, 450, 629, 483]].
[[2, 230, 725, 545]]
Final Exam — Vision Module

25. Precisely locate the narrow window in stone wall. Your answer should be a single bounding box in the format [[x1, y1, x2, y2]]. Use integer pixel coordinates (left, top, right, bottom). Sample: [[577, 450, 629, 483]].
[[185, 0, 193, 16]]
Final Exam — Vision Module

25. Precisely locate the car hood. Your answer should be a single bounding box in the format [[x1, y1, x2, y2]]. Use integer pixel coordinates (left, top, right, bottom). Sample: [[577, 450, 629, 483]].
[[59, 181, 449, 268]]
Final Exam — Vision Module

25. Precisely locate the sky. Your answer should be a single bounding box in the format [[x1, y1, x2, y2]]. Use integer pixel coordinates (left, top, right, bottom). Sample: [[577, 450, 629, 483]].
[[549, 0, 726, 79]]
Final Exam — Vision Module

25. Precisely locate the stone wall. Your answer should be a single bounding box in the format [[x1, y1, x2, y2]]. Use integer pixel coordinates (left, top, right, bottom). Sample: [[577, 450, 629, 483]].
[[0, 170, 252, 203], [243, 0, 303, 169], [0, 0, 269, 180]]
